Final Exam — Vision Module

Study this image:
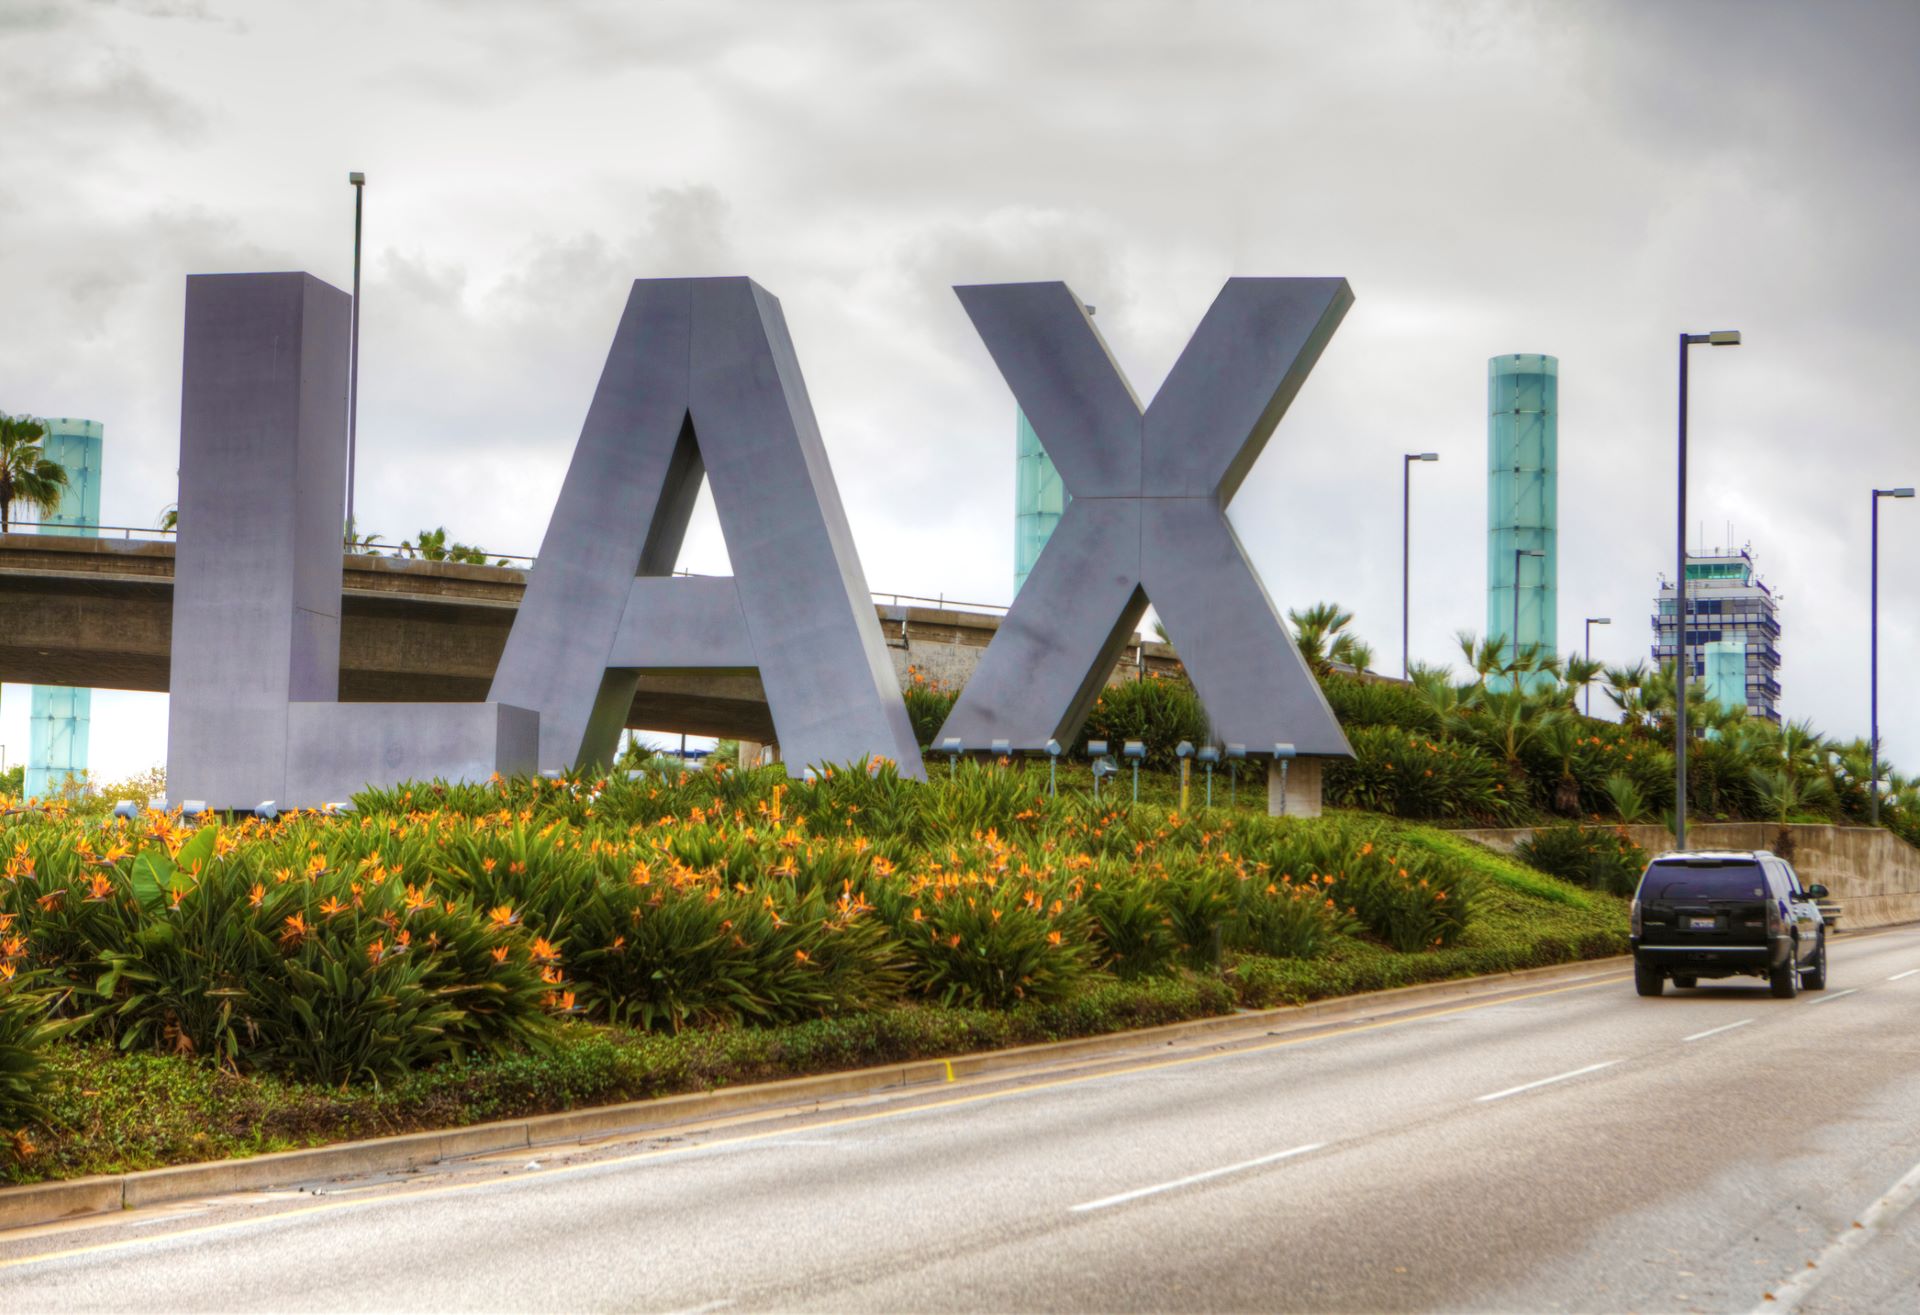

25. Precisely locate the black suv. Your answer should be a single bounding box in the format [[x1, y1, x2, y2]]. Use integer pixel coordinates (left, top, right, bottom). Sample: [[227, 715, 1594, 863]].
[[1629, 851, 1828, 998]]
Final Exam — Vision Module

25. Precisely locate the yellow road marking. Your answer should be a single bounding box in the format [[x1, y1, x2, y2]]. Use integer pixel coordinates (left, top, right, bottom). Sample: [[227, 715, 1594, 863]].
[[0, 971, 1627, 1274]]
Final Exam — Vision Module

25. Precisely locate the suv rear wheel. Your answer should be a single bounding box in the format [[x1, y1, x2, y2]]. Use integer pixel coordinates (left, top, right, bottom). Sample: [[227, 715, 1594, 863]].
[[1634, 959, 1665, 997], [1801, 934, 1828, 991], [1770, 946, 1801, 999]]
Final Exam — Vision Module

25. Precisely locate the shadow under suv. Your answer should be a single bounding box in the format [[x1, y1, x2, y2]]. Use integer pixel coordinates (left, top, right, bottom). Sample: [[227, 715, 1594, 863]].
[[1629, 850, 1828, 999]]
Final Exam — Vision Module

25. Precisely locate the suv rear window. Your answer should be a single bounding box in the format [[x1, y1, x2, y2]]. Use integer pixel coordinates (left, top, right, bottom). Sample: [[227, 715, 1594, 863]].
[[1638, 860, 1768, 902]]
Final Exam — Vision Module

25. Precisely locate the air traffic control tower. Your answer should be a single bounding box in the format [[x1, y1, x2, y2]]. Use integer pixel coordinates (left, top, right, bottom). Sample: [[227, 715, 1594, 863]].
[[1487, 354, 1558, 686], [26, 417, 102, 799]]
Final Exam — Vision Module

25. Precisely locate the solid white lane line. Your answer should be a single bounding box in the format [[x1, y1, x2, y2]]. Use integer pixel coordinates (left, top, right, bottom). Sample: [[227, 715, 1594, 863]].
[[1474, 1061, 1619, 1103], [1682, 1019, 1753, 1042], [1070, 1143, 1325, 1213], [1888, 968, 1919, 981], [1751, 1153, 1920, 1313], [1806, 988, 1860, 1006]]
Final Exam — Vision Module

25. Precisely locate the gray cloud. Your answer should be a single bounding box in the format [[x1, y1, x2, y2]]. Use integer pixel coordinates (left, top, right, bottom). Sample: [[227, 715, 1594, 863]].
[[2, 0, 1917, 780]]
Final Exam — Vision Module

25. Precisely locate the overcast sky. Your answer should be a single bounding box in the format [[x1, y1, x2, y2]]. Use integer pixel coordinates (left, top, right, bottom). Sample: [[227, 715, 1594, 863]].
[[2, 0, 1917, 786]]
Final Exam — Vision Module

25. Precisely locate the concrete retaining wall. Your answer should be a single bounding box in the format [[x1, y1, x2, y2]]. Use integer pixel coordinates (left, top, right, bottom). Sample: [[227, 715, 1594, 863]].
[[1453, 822, 1920, 930]]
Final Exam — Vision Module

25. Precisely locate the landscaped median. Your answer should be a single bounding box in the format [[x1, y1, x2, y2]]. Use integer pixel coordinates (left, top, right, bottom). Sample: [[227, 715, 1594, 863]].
[[0, 763, 1627, 1191]]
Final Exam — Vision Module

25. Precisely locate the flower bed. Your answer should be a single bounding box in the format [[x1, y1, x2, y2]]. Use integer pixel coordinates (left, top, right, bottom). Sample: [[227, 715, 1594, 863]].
[[1, 762, 1624, 1178]]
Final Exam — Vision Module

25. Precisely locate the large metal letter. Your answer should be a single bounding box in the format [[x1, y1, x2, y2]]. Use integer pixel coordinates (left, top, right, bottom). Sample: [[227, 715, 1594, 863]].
[[167, 273, 536, 809], [491, 277, 924, 779], [937, 278, 1353, 761]]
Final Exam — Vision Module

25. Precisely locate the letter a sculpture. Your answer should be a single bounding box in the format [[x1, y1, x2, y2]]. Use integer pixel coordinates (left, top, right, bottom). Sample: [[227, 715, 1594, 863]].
[[491, 277, 925, 780], [936, 279, 1353, 765]]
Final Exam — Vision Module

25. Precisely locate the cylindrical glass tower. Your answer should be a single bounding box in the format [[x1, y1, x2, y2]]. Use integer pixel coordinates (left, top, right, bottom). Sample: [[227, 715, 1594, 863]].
[[1486, 355, 1557, 688], [1014, 408, 1067, 595], [27, 417, 102, 800]]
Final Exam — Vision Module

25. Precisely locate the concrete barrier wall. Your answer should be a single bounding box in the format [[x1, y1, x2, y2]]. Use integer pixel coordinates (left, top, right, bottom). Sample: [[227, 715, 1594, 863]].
[[1453, 822, 1920, 930]]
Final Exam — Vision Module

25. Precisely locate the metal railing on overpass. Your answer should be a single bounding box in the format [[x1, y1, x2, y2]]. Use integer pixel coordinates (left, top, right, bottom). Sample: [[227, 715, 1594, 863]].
[[4, 521, 1012, 616]]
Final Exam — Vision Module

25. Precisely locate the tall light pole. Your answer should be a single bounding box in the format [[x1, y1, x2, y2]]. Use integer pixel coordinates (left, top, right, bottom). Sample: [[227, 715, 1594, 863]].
[[1402, 452, 1439, 678], [1512, 547, 1545, 675], [347, 171, 366, 542], [1871, 486, 1915, 825], [1674, 329, 1742, 851], [1584, 616, 1611, 717]]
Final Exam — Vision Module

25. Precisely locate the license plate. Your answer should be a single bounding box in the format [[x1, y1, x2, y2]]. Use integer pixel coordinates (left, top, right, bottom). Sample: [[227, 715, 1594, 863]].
[[1688, 917, 1717, 930]]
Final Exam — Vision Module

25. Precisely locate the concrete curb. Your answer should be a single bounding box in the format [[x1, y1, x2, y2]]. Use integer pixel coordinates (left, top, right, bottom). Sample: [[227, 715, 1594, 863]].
[[1, 951, 1648, 1232]]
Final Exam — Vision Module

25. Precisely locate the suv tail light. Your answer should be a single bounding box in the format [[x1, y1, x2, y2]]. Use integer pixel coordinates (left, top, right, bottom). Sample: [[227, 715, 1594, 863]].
[[1766, 899, 1784, 936], [1630, 897, 1642, 937]]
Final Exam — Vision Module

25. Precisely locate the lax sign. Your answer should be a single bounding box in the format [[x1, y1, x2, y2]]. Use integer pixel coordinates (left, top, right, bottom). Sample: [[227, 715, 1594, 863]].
[[164, 273, 1348, 808]]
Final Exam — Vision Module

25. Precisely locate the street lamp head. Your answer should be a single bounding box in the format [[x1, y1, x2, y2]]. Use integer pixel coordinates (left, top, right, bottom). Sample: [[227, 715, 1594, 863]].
[[1886, 488, 1917, 499], [348, 172, 365, 185], [1707, 330, 1741, 346], [1589, 616, 1612, 626], [1417, 452, 1439, 462]]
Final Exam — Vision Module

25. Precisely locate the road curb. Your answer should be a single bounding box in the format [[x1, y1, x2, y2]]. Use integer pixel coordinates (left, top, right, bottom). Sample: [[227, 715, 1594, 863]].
[[2, 951, 1648, 1232]]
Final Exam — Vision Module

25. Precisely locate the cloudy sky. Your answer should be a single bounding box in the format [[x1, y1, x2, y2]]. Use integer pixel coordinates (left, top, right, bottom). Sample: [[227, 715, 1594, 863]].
[[2, 0, 1916, 785]]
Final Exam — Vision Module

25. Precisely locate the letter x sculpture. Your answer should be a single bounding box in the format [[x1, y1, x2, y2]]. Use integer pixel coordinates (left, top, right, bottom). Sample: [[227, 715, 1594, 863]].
[[936, 279, 1354, 760]]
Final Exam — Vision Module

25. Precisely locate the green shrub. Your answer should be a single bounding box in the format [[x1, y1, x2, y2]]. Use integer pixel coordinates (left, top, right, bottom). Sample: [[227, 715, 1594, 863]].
[[1515, 824, 1647, 896], [1325, 726, 1518, 823], [1083, 870, 1177, 978], [1, 962, 65, 1141], [887, 872, 1092, 1010], [1320, 674, 1442, 733], [902, 671, 960, 748], [1074, 674, 1209, 771]]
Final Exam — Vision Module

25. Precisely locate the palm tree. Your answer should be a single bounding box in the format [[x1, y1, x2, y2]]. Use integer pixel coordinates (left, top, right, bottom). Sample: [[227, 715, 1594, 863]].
[[343, 518, 386, 556], [1473, 682, 1563, 772], [1606, 773, 1651, 823], [0, 414, 69, 533], [158, 504, 178, 532], [1536, 716, 1588, 814], [404, 527, 452, 561], [1456, 631, 1509, 694], [1561, 654, 1604, 716], [1752, 766, 1837, 825], [1603, 663, 1652, 728], [1289, 602, 1372, 677]]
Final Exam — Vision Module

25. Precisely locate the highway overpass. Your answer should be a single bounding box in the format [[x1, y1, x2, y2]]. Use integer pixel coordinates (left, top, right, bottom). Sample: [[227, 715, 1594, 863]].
[[0, 533, 1180, 744]]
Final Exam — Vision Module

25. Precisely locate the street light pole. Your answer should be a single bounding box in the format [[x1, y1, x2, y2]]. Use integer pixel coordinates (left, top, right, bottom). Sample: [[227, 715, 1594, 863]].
[[347, 171, 366, 542], [1584, 616, 1612, 717], [1512, 547, 1545, 676], [1402, 452, 1439, 679], [1871, 486, 1915, 825], [1674, 329, 1741, 851]]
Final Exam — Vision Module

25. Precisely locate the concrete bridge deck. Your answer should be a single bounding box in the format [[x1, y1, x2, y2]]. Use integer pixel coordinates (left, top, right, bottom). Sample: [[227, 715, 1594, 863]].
[[0, 534, 1181, 742]]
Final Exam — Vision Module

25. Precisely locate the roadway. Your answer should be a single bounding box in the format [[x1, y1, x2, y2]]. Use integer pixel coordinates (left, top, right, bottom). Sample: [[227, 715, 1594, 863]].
[[3, 927, 1918, 1313]]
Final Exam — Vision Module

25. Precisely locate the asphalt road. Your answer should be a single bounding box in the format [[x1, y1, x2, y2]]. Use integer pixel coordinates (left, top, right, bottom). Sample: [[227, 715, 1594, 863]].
[[4, 926, 1920, 1314]]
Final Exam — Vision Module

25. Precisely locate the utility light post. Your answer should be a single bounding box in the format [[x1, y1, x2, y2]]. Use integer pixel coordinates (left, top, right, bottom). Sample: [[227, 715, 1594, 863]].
[[1402, 452, 1439, 678], [1584, 617, 1611, 717], [347, 171, 366, 541], [1674, 329, 1742, 851], [1871, 486, 1915, 825], [1512, 548, 1545, 674]]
